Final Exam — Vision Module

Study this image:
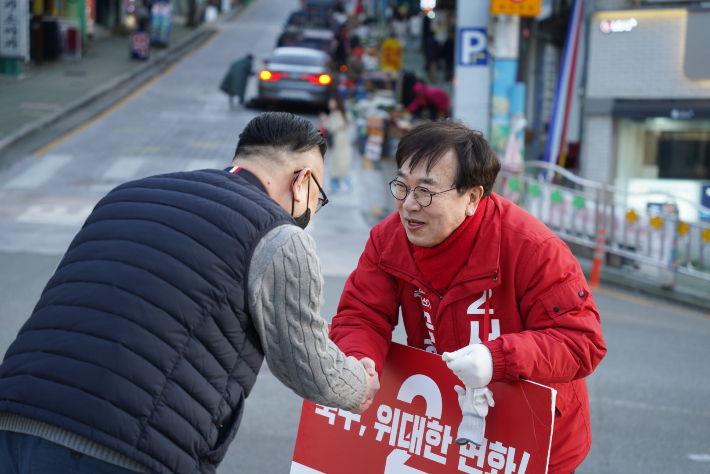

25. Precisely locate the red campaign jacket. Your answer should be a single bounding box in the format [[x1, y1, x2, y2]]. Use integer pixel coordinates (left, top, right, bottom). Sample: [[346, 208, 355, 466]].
[[330, 193, 607, 474]]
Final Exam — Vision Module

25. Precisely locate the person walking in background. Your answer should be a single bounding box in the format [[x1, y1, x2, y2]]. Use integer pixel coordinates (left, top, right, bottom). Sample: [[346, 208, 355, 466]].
[[442, 28, 455, 82], [219, 53, 254, 109], [423, 32, 440, 84], [0, 113, 378, 474], [407, 81, 451, 119], [345, 46, 364, 85], [407, 9, 423, 51], [320, 94, 353, 193]]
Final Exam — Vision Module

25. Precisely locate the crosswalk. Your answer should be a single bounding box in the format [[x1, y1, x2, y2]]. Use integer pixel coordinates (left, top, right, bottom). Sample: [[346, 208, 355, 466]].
[[0, 154, 230, 253], [4, 155, 73, 190], [0, 151, 371, 258]]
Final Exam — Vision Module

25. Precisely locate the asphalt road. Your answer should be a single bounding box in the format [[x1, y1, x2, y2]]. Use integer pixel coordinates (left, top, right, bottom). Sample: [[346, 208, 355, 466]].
[[0, 0, 709, 472]]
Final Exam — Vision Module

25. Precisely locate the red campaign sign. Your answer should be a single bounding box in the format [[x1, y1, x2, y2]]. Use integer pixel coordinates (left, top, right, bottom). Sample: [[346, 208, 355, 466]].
[[291, 343, 556, 474]]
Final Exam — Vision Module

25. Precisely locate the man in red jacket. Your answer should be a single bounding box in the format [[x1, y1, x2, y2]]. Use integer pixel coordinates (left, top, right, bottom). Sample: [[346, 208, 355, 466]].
[[330, 120, 606, 474]]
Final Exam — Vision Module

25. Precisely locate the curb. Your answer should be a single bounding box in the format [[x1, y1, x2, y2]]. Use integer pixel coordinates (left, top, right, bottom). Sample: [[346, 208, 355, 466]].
[[0, 10, 242, 157]]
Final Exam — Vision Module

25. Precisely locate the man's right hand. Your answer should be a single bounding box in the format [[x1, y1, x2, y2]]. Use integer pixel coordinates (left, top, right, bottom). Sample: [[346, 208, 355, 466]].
[[349, 356, 380, 414]]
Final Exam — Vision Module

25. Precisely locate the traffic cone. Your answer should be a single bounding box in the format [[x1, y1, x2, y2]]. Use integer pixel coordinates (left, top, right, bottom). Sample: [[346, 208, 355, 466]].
[[590, 228, 606, 289]]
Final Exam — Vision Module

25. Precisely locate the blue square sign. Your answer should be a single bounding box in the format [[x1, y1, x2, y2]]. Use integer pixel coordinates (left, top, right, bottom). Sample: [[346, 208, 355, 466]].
[[459, 28, 488, 66]]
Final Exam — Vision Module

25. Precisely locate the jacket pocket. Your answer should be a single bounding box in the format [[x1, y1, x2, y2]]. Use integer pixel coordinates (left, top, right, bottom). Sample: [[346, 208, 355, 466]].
[[205, 391, 245, 465], [540, 277, 590, 319], [549, 382, 572, 417]]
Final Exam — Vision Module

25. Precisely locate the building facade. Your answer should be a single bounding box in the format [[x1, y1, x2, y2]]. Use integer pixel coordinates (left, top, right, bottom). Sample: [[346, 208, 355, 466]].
[[581, 6, 710, 216]]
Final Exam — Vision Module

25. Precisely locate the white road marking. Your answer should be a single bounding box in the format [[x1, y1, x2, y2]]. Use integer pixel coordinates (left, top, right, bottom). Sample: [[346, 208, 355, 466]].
[[185, 159, 222, 171], [688, 454, 710, 462], [16, 204, 93, 226], [89, 184, 118, 194], [102, 157, 145, 181], [4, 155, 73, 189]]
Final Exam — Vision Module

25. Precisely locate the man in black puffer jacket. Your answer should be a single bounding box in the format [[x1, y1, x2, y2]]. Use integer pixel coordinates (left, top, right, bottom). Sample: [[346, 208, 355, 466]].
[[0, 112, 379, 474]]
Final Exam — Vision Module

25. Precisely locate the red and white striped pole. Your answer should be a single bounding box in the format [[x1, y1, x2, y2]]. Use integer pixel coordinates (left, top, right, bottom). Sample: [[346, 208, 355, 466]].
[[590, 228, 606, 289]]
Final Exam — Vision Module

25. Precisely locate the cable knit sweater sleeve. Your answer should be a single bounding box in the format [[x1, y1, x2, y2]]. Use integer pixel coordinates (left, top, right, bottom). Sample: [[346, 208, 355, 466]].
[[247, 224, 367, 411]]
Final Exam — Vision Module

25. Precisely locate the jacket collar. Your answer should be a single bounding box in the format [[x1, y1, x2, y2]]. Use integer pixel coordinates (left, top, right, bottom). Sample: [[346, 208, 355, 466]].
[[224, 167, 268, 194], [378, 194, 502, 294]]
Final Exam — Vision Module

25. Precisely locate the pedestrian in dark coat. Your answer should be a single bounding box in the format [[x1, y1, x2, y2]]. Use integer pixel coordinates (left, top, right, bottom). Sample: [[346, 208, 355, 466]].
[[0, 113, 379, 474], [423, 33, 440, 84], [220, 53, 254, 109], [442, 28, 455, 82]]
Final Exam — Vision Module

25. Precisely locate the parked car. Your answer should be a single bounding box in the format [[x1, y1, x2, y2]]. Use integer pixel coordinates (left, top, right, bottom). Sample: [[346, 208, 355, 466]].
[[277, 28, 334, 54], [285, 10, 335, 30], [302, 0, 341, 13], [258, 47, 332, 109]]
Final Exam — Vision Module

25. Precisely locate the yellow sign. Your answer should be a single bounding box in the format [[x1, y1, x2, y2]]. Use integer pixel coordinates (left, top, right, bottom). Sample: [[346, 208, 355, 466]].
[[650, 215, 663, 230], [490, 0, 541, 17], [380, 38, 403, 73]]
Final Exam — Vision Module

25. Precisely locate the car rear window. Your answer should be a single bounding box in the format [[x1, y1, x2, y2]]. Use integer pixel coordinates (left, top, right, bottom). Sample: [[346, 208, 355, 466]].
[[272, 53, 325, 67]]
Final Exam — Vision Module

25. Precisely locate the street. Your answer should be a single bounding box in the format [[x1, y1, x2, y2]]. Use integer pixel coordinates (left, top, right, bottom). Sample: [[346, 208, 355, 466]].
[[0, 0, 709, 472]]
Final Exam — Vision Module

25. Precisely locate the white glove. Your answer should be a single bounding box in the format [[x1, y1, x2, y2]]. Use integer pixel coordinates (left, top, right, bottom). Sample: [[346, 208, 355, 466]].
[[442, 344, 493, 389], [453, 385, 495, 417]]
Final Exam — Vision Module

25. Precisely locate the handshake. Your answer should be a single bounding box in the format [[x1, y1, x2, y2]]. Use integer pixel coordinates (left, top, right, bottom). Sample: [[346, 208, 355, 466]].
[[348, 356, 380, 414]]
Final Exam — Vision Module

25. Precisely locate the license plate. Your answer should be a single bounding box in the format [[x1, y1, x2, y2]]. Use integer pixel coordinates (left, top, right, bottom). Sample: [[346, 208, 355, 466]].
[[279, 89, 310, 99]]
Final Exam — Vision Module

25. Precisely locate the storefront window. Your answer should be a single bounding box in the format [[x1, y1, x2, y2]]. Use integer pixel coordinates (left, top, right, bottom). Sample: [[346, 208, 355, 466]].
[[615, 118, 710, 189]]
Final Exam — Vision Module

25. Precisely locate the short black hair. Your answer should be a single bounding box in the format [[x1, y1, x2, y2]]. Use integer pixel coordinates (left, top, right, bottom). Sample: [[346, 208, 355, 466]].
[[234, 112, 327, 159], [395, 119, 501, 197]]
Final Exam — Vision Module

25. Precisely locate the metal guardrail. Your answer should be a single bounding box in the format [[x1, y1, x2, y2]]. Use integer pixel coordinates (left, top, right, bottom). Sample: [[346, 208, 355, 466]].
[[494, 161, 710, 288]]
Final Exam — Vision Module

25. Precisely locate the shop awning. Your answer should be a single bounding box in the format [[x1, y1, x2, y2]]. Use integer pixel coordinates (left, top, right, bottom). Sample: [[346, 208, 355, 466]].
[[612, 99, 710, 120]]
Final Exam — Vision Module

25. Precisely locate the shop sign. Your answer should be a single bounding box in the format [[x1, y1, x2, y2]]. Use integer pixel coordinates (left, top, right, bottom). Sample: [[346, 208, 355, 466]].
[[129, 31, 150, 60], [0, 0, 29, 60], [670, 108, 694, 119], [291, 343, 556, 474], [380, 37, 403, 73], [490, 0, 541, 17], [85, 0, 95, 34], [599, 18, 637, 33], [150, 1, 172, 46], [458, 28, 488, 66]]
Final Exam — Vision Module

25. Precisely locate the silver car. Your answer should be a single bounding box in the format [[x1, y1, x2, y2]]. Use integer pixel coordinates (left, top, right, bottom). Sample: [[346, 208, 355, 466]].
[[258, 47, 333, 109]]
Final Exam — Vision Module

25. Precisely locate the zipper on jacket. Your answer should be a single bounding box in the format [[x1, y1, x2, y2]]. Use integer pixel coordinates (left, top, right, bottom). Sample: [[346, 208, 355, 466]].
[[380, 262, 443, 301]]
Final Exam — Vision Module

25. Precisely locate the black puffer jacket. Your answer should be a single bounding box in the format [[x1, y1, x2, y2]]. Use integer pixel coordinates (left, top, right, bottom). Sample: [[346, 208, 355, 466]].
[[0, 170, 294, 473]]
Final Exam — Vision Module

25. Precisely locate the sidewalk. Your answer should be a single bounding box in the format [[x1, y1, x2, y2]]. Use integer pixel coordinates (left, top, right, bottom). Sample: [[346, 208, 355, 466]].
[[0, 6, 247, 156]]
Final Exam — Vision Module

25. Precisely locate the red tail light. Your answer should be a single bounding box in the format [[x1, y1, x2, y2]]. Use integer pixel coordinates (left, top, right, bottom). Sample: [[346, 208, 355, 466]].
[[302, 74, 331, 85], [260, 70, 288, 81]]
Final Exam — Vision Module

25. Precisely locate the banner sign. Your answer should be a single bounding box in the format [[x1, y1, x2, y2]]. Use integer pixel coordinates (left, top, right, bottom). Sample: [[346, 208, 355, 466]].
[[129, 31, 150, 60], [149, 1, 172, 47], [291, 343, 556, 474], [380, 37, 403, 73], [1, 0, 29, 60], [490, 0, 541, 17]]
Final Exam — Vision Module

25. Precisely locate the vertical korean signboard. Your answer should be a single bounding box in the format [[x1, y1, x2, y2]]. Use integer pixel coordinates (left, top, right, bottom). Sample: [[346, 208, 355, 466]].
[[150, 1, 172, 47], [292, 343, 556, 474], [1, 0, 29, 61]]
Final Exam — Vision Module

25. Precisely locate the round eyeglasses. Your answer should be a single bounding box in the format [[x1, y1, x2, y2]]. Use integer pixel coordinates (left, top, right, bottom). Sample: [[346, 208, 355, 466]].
[[389, 179, 457, 207]]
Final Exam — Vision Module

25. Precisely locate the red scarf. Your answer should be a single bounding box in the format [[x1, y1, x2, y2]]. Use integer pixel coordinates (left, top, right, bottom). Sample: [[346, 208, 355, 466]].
[[412, 198, 487, 293]]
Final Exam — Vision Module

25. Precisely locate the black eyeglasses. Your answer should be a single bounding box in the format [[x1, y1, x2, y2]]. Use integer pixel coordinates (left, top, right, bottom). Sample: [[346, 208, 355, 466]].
[[389, 179, 456, 207], [294, 170, 329, 213]]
